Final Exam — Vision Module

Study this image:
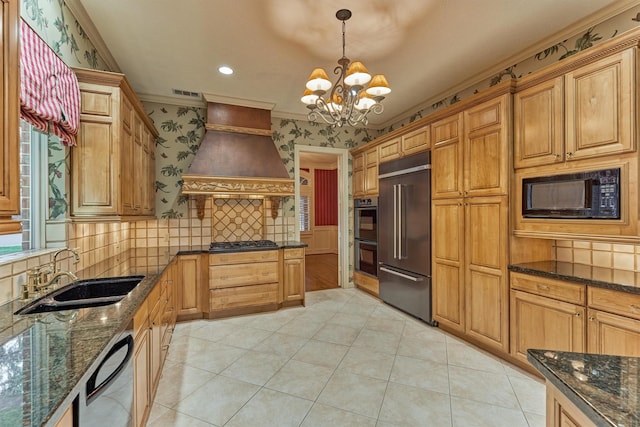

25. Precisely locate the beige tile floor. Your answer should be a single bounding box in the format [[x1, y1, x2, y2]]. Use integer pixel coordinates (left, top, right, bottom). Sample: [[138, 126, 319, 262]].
[[147, 288, 546, 427]]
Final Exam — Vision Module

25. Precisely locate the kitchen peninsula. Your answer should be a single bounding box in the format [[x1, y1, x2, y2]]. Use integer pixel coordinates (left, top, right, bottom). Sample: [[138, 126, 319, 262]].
[[0, 241, 305, 427]]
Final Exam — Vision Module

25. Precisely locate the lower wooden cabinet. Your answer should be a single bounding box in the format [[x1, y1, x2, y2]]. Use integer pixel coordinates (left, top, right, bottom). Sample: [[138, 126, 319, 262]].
[[283, 248, 305, 305], [546, 382, 597, 427], [510, 290, 585, 364], [208, 250, 280, 317], [133, 303, 150, 427], [353, 271, 379, 297], [176, 254, 204, 320], [587, 308, 640, 357], [54, 404, 74, 427]]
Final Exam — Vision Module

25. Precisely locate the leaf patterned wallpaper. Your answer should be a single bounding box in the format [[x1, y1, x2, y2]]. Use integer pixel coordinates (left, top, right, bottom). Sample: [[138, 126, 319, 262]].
[[18, 0, 640, 223]]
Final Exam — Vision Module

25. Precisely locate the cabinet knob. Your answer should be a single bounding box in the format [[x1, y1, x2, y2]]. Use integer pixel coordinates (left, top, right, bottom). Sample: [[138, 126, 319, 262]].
[[630, 304, 640, 312], [588, 316, 595, 321], [553, 154, 561, 160], [566, 152, 573, 157], [574, 312, 581, 317]]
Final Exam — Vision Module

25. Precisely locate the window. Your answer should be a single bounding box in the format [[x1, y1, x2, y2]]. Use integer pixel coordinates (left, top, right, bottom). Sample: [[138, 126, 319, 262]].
[[299, 195, 310, 232], [0, 120, 47, 255]]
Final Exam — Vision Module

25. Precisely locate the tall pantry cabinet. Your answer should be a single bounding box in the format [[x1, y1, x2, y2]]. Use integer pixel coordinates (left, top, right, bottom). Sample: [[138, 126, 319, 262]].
[[71, 68, 157, 220], [431, 86, 512, 353]]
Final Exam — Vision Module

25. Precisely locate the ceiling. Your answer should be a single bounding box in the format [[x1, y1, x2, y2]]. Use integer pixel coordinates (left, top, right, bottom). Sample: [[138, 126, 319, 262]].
[[70, 0, 636, 128]]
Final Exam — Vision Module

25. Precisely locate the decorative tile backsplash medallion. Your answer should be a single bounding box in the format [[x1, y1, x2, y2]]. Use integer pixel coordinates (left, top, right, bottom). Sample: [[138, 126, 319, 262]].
[[212, 199, 264, 242]]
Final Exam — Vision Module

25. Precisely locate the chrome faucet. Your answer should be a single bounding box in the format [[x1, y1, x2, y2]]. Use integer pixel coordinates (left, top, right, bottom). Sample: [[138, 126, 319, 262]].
[[53, 248, 80, 274]]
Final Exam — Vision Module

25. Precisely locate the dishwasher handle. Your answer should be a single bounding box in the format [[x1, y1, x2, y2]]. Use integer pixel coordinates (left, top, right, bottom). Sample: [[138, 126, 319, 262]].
[[86, 334, 134, 403]]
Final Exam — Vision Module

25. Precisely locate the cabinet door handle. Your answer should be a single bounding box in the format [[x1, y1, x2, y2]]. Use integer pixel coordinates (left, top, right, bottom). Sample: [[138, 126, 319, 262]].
[[630, 304, 640, 312], [537, 284, 550, 291]]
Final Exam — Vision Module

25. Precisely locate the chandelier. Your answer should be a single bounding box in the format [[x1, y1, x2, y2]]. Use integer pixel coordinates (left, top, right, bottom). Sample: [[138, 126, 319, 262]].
[[301, 9, 391, 128]]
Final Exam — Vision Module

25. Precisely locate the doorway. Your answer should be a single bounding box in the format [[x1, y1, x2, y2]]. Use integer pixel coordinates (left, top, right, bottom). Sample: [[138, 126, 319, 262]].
[[294, 145, 350, 291]]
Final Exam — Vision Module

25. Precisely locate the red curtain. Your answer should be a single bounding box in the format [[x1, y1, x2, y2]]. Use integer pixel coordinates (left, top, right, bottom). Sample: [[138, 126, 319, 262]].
[[20, 20, 80, 146], [314, 169, 337, 226]]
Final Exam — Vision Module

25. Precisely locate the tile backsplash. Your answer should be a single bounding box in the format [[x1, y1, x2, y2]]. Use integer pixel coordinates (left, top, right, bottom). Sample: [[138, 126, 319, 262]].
[[555, 240, 640, 271]]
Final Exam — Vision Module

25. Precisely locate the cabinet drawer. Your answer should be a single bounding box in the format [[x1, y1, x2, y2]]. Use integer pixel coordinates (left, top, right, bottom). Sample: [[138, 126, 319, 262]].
[[209, 283, 278, 310], [284, 248, 304, 259], [588, 287, 640, 321], [510, 272, 585, 305], [210, 250, 278, 265], [210, 262, 278, 288]]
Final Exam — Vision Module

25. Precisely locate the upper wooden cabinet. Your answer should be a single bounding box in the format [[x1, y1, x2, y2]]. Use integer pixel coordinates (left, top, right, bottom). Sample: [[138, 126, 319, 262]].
[[463, 94, 511, 197], [515, 47, 635, 169], [352, 146, 378, 197], [378, 125, 431, 163], [432, 113, 463, 199], [0, 0, 20, 234], [432, 94, 511, 200], [71, 68, 158, 220]]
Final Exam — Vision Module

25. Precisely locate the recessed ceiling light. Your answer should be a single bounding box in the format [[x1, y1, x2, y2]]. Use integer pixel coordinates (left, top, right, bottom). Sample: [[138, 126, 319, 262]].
[[218, 66, 233, 75]]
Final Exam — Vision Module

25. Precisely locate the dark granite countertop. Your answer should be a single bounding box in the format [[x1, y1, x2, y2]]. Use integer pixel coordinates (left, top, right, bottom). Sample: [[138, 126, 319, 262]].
[[509, 261, 640, 295], [0, 242, 307, 426], [528, 349, 640, 427], [0, 247, 175, 427]]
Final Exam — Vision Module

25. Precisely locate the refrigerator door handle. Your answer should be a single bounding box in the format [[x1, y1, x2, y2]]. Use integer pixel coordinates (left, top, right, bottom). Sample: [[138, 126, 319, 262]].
[[393, 184, 397, 259], [398, 184, 403, 259], [380, 266, 424, 282]]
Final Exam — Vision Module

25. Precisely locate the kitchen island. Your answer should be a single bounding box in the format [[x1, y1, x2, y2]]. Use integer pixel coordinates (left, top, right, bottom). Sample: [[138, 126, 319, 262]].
[[528, 349, 640, 427], [0, 241, 306, 427]]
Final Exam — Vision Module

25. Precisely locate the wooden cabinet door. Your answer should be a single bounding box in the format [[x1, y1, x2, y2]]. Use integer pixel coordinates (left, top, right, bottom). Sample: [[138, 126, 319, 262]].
[[431, 113, 463, 199], [149, 302, 163, 391], [72, 86, 120, 216], [587, 309, 640, 357], [0, 0, 19, 228], [283, 257, 305, 303], [378, 137, 401, 163], [133, 329, 149, 427], [565, 48, 635, 160], [510, 290, 585, 364], [133, 114, 144, 212], [432, 198, 464, 332], [402, 126, 430, 156], [464, 196, 509, 352], [177, 254, 203, 319], [463, 94, 510, 197], [514, 77, 564, 168], [364, 147, 379, 195], [352, 153, 365, 197]]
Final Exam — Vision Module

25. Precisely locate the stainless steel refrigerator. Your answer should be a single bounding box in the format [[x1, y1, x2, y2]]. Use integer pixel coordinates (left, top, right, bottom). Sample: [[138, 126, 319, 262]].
[[378, 151, 436, 325]]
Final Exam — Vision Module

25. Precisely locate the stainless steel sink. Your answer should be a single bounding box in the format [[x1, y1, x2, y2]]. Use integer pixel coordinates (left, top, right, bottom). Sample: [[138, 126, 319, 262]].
[[15, 275, 144, 315]]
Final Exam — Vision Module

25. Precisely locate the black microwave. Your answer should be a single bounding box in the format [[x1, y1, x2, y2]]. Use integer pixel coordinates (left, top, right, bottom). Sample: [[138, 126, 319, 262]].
[[522, 168, 620, 219]]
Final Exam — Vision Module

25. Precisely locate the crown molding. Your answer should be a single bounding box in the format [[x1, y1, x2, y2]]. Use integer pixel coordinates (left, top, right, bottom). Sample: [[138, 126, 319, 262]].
[[64, 0, 121, 72], [377, 0, 640, 130], [137, 92, 206, 108], [201, 93, 275, 110]]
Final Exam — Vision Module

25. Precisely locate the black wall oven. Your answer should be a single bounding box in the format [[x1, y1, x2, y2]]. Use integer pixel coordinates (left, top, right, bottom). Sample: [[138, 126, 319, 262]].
[[354, 197, 378, 277]]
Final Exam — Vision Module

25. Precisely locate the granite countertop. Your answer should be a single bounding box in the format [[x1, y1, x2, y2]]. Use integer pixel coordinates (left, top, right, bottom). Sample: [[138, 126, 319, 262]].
[[528, 349, 640, 427], [0, 242, 307, 426], [509, 261, 640, 295], [0, 247, 176, 427]]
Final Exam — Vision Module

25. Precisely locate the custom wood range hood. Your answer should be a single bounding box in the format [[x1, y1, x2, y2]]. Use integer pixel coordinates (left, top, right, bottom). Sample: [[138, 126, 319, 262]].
[[182, 101, 294, 219]]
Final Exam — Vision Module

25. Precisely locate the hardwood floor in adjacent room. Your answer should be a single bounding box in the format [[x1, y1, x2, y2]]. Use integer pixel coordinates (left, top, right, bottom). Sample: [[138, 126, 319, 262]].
[[305, 254, 339, 292]]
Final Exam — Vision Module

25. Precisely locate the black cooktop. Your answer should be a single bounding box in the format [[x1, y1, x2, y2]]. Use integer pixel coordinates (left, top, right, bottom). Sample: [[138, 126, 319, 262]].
[[209, 240, 278, 253]]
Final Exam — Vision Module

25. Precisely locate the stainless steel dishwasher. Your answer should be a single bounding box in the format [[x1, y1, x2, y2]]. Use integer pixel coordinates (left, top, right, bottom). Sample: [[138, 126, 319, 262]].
[[79, 320, 134, 426]]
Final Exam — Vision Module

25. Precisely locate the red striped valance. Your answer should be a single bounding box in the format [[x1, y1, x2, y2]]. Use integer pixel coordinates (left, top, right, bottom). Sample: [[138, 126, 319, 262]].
[[314, 168, 338, 226], [19, 19, 80, 146]]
